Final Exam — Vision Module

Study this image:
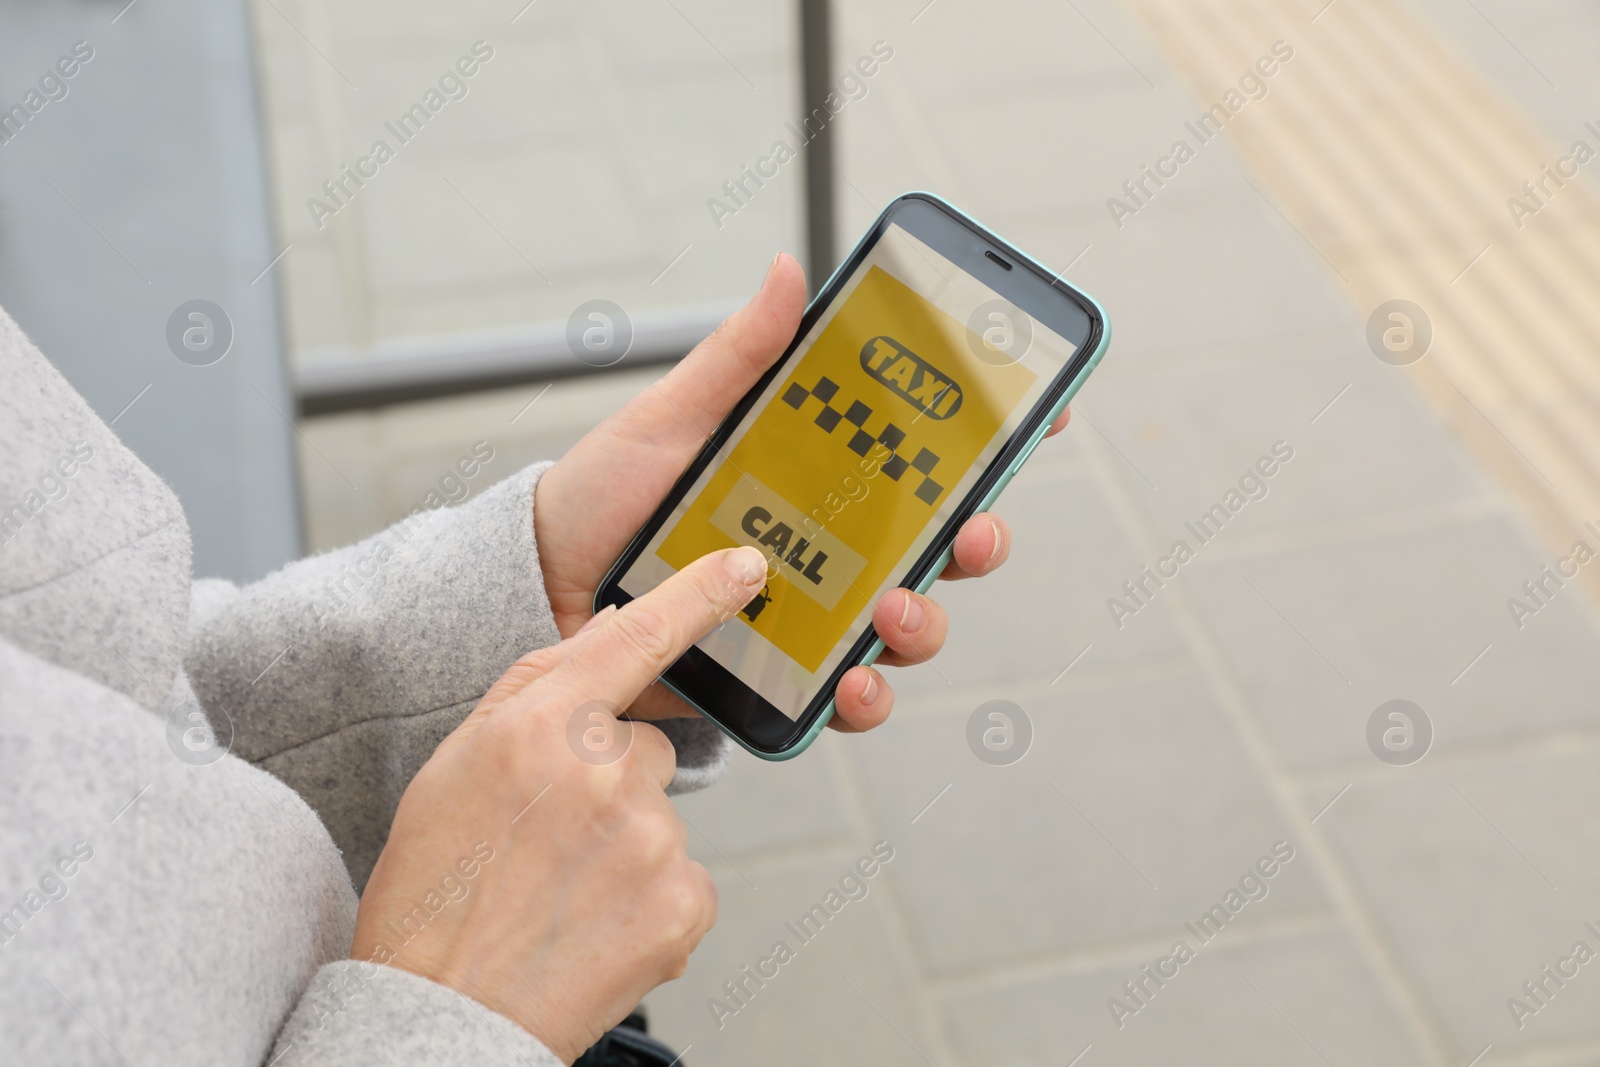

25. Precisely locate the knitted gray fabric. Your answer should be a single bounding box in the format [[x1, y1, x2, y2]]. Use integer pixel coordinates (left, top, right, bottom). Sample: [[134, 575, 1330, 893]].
[[0, 304, 730, 1065]]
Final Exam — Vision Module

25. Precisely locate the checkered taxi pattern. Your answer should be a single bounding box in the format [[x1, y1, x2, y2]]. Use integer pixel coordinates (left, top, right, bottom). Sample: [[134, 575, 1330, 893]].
[[780, 375, 945, 505]]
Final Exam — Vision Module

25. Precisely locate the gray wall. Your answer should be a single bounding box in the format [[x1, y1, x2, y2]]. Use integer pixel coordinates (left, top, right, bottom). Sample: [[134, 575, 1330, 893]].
[[0, 0, 301, 581]]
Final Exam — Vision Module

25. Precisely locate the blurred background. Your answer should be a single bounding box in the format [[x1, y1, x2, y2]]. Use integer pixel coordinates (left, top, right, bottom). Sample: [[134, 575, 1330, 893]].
[[5, 0, 1600, 1063]]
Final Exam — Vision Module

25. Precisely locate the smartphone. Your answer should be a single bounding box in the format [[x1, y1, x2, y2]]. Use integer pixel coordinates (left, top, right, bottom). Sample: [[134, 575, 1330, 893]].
[[595, 193, 1110, 759]]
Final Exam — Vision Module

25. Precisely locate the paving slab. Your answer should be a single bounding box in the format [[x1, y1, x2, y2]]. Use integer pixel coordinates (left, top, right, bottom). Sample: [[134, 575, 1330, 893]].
[[939, 927, 1419, 1067], [643, 849, 944, 1067], [843, 668, 1325, 976], [1183, 514, 1600, 770], [1080, 334, 1491, 538], [1319, 749, 1600, 1057]]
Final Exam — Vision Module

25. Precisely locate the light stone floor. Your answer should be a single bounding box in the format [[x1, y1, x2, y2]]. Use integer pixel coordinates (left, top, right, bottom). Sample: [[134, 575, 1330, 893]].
[[297, 1, 1600, 1063]]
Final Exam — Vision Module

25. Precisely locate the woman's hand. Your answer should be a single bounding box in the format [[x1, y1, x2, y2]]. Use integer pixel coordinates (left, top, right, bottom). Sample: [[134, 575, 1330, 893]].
[[533, 253, 1069, 731], [353, 546, 770, 1064]]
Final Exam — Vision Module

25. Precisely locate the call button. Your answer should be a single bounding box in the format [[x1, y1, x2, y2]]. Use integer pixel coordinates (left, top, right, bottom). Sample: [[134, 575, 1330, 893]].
[[708, 473, 868, 611]]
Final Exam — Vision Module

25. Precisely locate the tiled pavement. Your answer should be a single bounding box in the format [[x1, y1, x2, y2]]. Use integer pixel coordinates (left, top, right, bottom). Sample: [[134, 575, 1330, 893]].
[[295, 1, 1600, 1064]]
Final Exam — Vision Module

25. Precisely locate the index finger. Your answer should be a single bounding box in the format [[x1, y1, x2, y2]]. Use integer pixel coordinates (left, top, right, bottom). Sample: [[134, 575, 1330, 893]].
[[546, 546, 768, 711]]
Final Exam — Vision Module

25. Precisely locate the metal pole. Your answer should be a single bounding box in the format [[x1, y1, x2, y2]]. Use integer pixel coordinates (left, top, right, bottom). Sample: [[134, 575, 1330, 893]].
[[799, 0, 835, 295]]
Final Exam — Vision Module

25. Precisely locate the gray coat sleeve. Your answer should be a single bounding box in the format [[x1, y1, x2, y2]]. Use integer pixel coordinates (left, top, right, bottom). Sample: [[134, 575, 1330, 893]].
[[270, 962, 564, 1067], [184, 462, 731, 888]]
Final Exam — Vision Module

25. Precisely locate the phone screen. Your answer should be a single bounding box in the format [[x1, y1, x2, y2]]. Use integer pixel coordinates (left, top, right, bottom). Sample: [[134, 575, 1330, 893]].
[[617, 221, 1082, 719]]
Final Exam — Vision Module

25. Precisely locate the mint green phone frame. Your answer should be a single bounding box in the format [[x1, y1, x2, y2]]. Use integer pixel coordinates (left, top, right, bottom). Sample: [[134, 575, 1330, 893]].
[[618, 192, 1111, 759]]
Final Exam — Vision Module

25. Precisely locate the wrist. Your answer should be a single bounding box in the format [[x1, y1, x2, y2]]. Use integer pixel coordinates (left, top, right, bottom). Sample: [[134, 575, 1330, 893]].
[[349, 935, 583, 1064]]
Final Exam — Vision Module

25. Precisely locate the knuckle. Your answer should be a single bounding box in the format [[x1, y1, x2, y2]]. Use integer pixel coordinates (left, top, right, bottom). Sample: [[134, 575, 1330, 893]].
[[701, 867, 719, 926], [517, 646, 563, 672], [500, 648, 560, 691], [612, 799, 675, 862], [627, 721, 675, 767], [633, 808, 683, 862], [674, 867, 708, 912], [576, 760, 628, 807], [557, 748, 622, 801], [609, 605, 678, 665], [654, 870, 708, 948], [681, 867, 714, 926]]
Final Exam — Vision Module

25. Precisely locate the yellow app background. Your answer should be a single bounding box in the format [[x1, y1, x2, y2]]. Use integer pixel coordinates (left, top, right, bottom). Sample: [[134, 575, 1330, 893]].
[[657, 265, 1037, 671]]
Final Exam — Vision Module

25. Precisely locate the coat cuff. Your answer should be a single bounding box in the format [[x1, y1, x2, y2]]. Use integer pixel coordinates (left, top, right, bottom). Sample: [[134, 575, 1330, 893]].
[[270, 961, 563, 1067], [658, 716, 733, 795]]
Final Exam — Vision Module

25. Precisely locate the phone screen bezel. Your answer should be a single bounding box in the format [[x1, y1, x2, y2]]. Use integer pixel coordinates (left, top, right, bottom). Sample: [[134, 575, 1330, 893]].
[[594, 193, 1105, 754]]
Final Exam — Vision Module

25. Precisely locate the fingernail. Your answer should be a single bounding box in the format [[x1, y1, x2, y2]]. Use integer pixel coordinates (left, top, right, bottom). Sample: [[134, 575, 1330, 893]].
[[860, 669, 879, 705], [575, 604, 615, 635], [764, 252, 783, 284], [898, 590, 926, 634], [988, 517, 1003, 563], [725, 546, 768, 587]]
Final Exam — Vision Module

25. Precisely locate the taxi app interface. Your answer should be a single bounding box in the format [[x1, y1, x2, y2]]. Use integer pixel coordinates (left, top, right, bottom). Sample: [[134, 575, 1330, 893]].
[[620, 224, 1079, 718]]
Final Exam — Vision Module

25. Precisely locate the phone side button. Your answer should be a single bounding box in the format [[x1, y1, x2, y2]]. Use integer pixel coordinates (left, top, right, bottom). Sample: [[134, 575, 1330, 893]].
[[1009, 428, 1048, 474]]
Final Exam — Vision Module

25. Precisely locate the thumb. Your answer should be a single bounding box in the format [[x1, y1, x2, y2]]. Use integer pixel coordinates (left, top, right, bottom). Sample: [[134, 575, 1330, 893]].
[[648, 252, 807, 438]]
